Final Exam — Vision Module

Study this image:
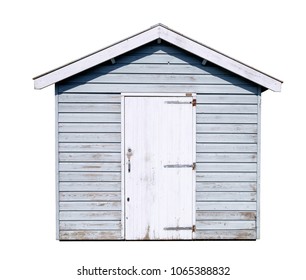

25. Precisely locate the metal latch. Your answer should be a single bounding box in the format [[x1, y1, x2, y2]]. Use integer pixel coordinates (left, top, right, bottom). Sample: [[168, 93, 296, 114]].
[[192, 225, 196, 232], [164, 164, 193, 168], [164, 226, 193, 231], [164, 163, 196, 169], [165, 101, 191, 104]]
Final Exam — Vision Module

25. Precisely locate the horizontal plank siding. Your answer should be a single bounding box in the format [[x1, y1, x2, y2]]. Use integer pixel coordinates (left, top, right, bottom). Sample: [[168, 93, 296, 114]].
[[60, 221, 121, 230], [59, 162, 121, 172], [59, 182, 121, 192], [59, 133, 121, 143], [197, 202, 256, 211], [196, 192, 256, 201], [66, 74, 253, 85], [59, 123, 121, 133], [58, 113, 120, 123], [196, 211, 256, 220], [197, 95, 258, 104], [59, 83, 257, 94], [59, 231, 122, 240], [56, 42, 259, 240], [59, 172, 121, 182], [60, 201, 121, 211], [196, 144, 257, 153], [197, 134, 257, 143], [197, 153, 257, 163], [196, 182, 257, 192], [197, 163, 257, 172], [59, 143, 120, 152], [59, 192, 121, 201], [197, 124, 257, 133], [197, 104, 257, 114], [196, 173, 257, 182], [195, 230, 256, 240], [59, 152, 121, 162], [197, 114, 257, 124], [59, 103, 121, 113], [57, 89, 121, 239], [59, 211, 121, 221], [197, 221, 255, 230], [58, 93, 121, 103]]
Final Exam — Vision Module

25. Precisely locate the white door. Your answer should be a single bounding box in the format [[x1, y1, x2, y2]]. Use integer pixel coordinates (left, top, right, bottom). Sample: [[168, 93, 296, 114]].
[[124, 95, 195, 240]]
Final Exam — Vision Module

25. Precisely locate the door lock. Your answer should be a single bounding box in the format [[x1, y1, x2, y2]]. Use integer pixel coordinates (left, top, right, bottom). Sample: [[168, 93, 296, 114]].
[[126, 148, 133, 173]]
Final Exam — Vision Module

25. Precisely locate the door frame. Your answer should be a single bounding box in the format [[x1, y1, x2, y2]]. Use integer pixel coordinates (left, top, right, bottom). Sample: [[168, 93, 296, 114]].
[[121, 93, 196, 240]]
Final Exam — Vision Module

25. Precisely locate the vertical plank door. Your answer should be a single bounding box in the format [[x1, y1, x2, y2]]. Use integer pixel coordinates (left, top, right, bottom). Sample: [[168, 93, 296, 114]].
[[124, 96, 194, 240]]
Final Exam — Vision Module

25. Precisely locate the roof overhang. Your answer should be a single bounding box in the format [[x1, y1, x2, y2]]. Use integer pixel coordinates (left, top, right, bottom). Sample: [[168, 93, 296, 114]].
[[33, 23, 282, 91]]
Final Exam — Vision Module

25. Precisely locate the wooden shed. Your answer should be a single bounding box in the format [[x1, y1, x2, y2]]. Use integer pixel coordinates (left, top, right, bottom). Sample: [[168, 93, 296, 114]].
[[34, 24, 282, 240]]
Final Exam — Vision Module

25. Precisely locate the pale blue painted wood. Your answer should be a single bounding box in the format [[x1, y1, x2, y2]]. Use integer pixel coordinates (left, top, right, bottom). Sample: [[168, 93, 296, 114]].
[[58, 83, 257, 94], [195, 230, 256, 240], [56, 42, 260, 240], [60, 221, 121, 230], [59, 182, 121, 192]]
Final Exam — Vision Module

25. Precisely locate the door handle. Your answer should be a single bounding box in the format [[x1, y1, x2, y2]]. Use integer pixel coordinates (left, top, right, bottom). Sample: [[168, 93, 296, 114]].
[[126, 148, 133, 173]]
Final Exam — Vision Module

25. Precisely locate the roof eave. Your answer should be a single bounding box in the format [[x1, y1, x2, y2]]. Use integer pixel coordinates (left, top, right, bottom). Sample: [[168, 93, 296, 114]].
[[33, 24, 282, 92]]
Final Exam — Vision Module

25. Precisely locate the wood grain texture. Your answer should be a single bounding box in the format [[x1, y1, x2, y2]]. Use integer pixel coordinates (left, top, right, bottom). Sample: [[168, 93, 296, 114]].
[[58, 93, 120, 103], [196, 182, 256, 192], [59, 182, 121, 192], [197, 163, 257, 172], [59, 143, 120, 152], [59, 83, 257, 94], [59, 191, 121, 201], [53, 40, 264, 240], [196, 144, 257, 153], [196, 153, 257, 163], [196, 134, 257, 143], [59, 172, 121, 182], [59, 230, 122, 240], [196, 172, 257, 182], [59, 162, 121, 172], [59, 123, 120, 133], [59, 211, 121, 220], [59, 221, 121, 230], [60, 201, 121, 211], [196, 211, 256, 220], [195, 229, 256, 240], [197, 220, 255, 230], [59, 152, 121, 162], [59, 133, 121, 143], [58, 113, 120, 123], [196, 191, 256, 201], [196, 202, 256, 211]]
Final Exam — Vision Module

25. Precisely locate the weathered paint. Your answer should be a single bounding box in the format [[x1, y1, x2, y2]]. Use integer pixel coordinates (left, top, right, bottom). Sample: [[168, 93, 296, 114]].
[[33, 24, 282, 91], [50, 41, 265, 240], [124, 96, 195, 240]]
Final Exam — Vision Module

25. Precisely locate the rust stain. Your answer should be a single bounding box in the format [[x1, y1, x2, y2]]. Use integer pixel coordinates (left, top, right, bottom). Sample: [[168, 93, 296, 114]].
[[236, 231, 253, 240], [143, 225, 150, 240], [242, 211, 256, 220]]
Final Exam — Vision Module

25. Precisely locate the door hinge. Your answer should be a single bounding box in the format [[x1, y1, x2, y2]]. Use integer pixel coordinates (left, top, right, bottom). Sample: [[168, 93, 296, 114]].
[[192, 162, 196, 170], [192, 99, 196, 106], [192, 225, 196, 232]]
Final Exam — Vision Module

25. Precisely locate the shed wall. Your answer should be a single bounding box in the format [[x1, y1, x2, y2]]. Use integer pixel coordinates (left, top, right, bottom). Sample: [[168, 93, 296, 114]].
[[56, 42, 259, 240]]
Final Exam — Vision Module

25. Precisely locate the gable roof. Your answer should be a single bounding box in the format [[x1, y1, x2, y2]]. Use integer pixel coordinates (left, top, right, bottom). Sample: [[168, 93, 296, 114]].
[[33, 23, 282, 91]]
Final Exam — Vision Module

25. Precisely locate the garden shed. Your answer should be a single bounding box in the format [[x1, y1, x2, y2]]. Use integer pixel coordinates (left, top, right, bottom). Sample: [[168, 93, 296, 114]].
[[34, 23, 282, 240]]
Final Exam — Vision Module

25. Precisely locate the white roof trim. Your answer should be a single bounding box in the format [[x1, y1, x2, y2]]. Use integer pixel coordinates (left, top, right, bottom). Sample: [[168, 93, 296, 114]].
[[34, 23, 282, 91]]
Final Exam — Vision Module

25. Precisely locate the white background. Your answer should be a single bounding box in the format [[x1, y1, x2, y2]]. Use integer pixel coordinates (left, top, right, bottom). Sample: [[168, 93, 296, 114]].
[[1, 0, 305, 279]]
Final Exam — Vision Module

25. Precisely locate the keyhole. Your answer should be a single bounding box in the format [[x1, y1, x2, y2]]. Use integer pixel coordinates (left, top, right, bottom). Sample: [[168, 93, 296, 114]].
[[127, 197, 130, 202]]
